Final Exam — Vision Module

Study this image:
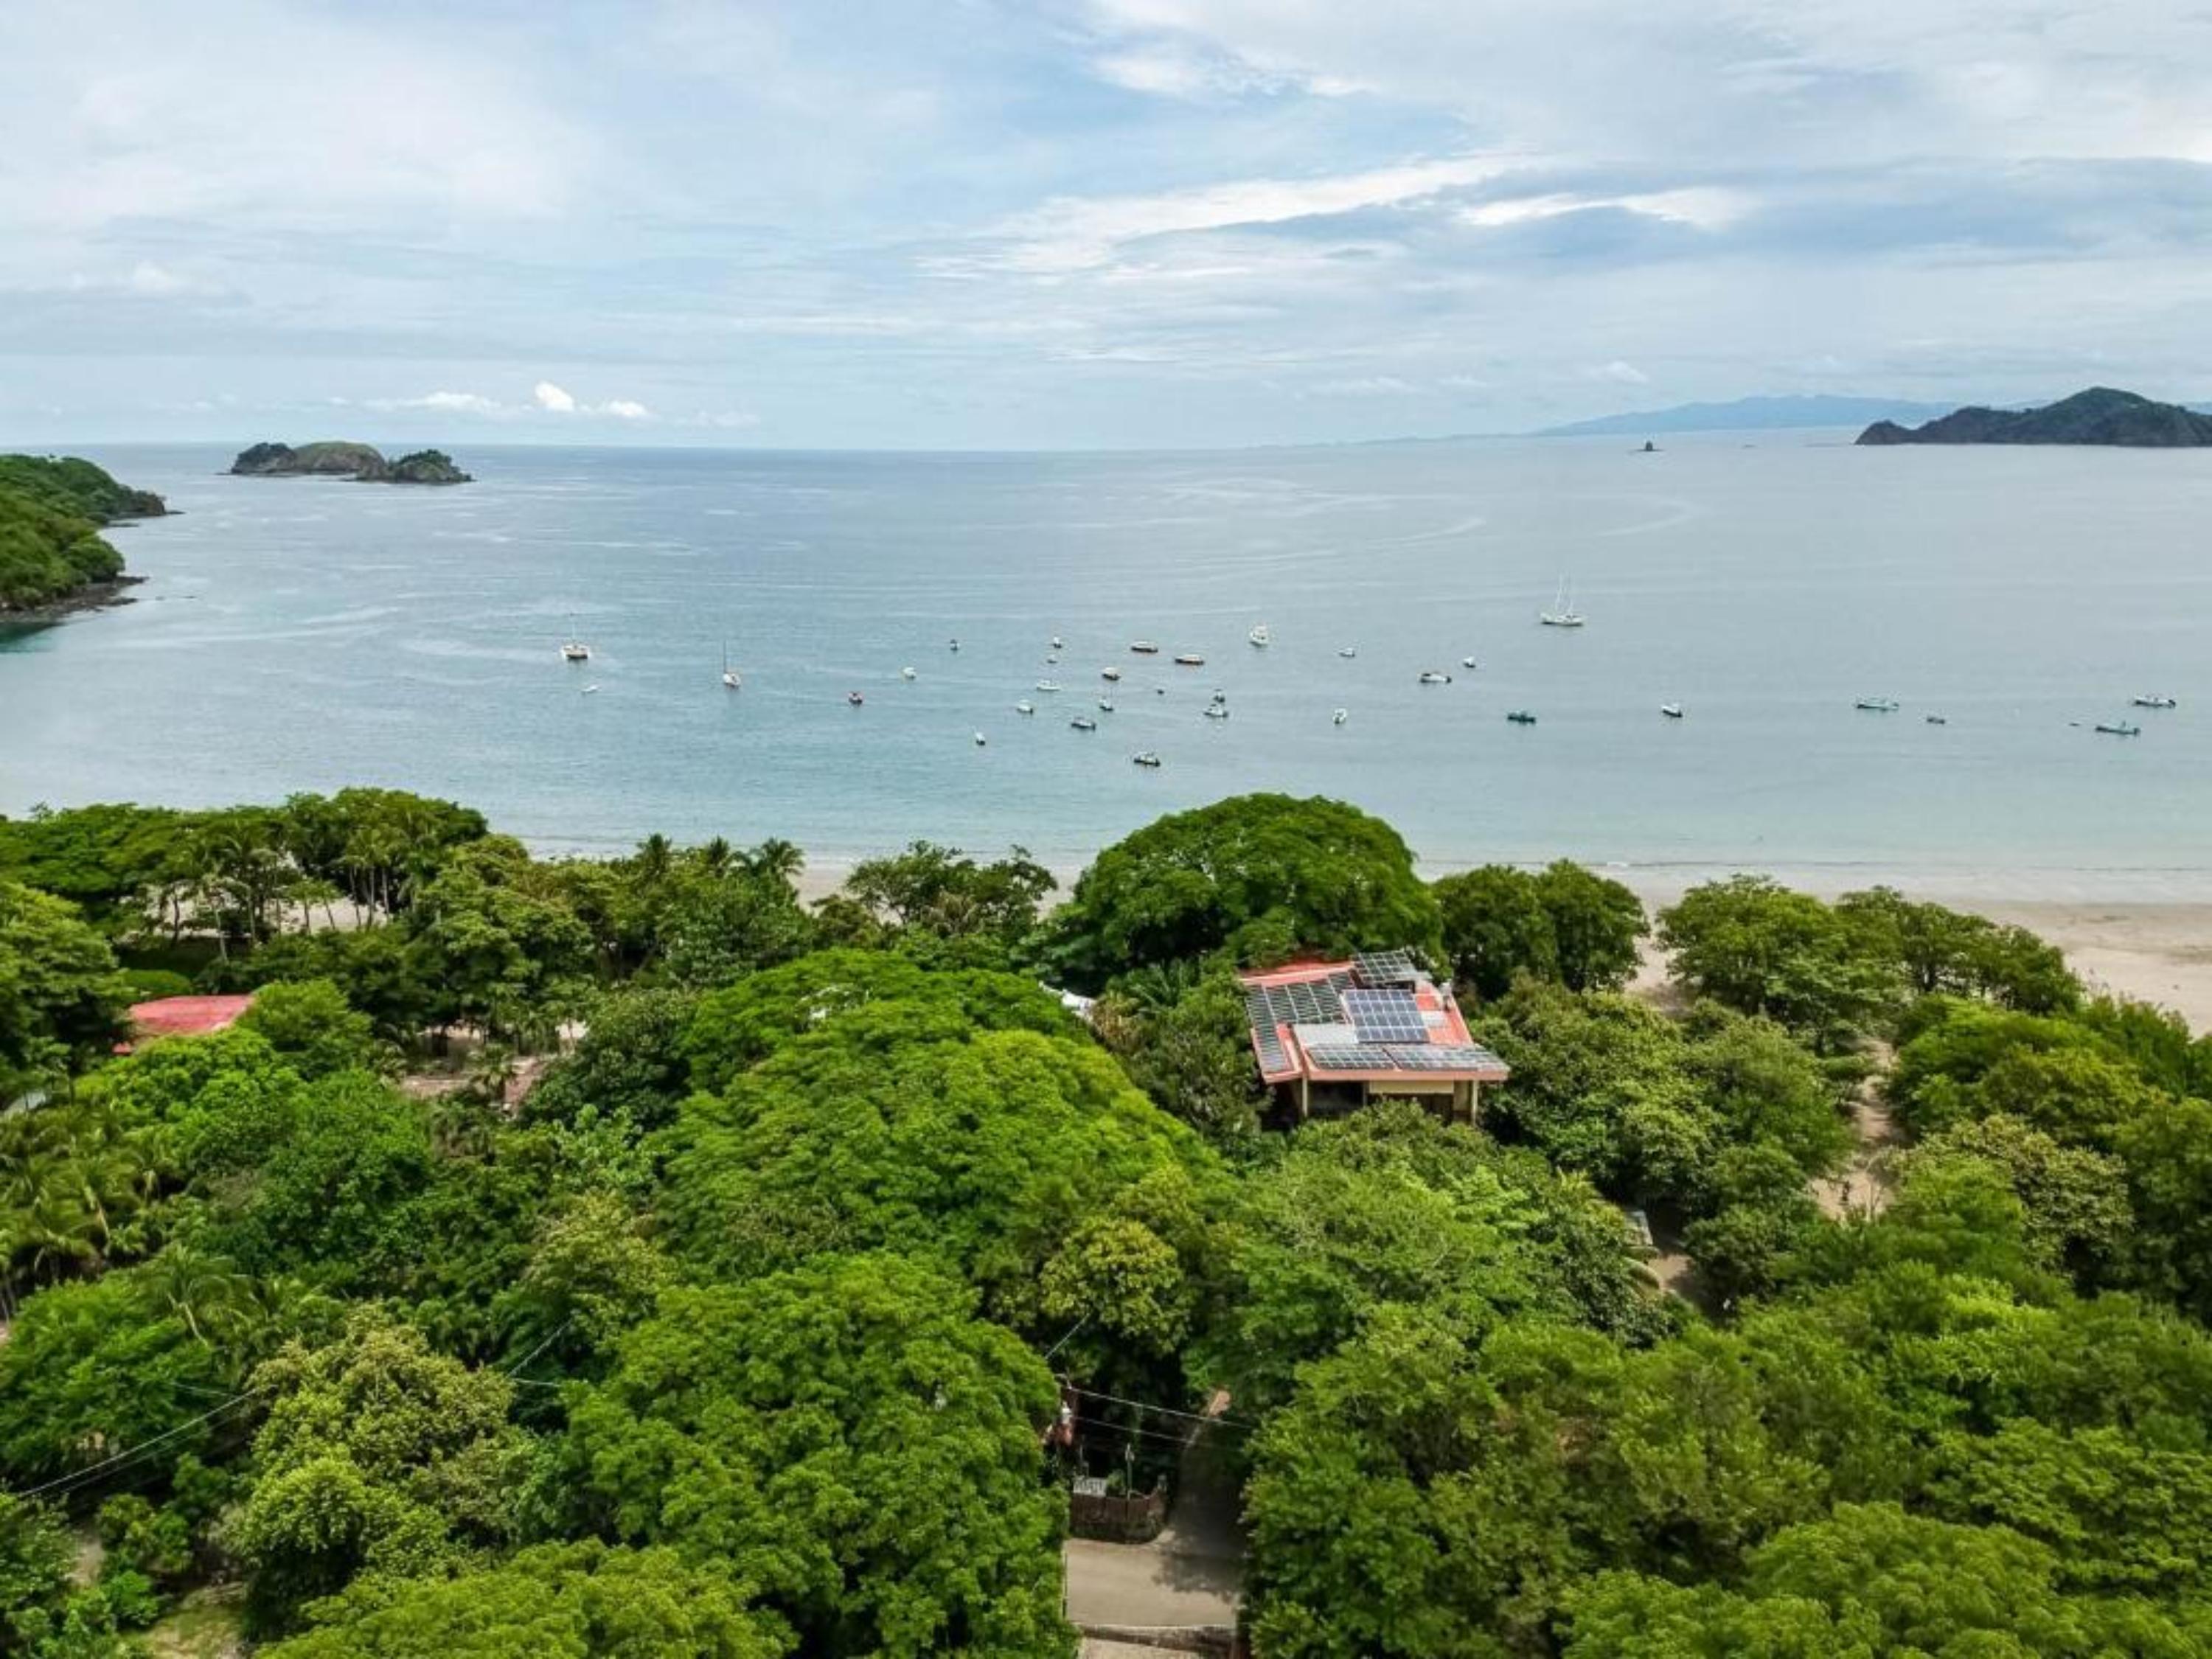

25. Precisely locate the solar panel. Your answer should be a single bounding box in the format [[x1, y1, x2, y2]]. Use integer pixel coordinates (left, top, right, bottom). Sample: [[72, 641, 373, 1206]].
[[1289, 981, 1341, 1023], [1253, 1027, 1293, 1075], [1352, 949, 1419, 987], [1342, 988, 1429, 1045], [1305, 1044, 1401, 1071]]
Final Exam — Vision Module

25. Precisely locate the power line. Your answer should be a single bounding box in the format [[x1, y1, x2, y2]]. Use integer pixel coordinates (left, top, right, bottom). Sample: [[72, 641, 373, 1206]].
[[7, 1388, 265, 1504], [1062, 1384, 1251, 1431]]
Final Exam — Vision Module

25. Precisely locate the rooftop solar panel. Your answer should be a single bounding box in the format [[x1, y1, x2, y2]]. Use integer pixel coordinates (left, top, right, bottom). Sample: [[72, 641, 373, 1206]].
[[1305, 1044, 1402, 1071], [1304, 1042, 1508, 1074], [1342, 987, 1429, 1045], [1352, 949, 1419, 987]]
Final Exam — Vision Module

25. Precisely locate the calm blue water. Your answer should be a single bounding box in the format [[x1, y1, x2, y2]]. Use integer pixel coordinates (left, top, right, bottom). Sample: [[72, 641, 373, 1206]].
[[4, 437, 2210, 897]]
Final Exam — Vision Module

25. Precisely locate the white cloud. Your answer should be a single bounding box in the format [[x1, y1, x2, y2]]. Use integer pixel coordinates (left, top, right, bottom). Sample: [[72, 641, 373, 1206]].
[[1586, 361, 1652, 386], [126, 260, 188, 296], [968, 153, 1519, 273], [414, 390, 502, 414], [602, 398, 651, 420], [1312, 375, 1416, 396], [533, 381, 579, 414]]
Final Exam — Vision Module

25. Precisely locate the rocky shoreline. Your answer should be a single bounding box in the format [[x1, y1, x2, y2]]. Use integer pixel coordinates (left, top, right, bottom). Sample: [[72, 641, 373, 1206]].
[[0, 572, 147, 626]]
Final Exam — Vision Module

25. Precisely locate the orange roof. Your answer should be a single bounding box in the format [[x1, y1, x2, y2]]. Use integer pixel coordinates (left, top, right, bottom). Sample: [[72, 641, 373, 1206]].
[[1237, 956, 1508, 1086], [127, 995, 256, 1041]]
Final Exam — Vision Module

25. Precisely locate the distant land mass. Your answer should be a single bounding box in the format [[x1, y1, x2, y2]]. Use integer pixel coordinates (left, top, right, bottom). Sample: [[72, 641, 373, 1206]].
[[0, 454, 168, 616], [1534, 394, 1951, 438], [230, 441, 473, 484], [1857, 387, 2212, 448]]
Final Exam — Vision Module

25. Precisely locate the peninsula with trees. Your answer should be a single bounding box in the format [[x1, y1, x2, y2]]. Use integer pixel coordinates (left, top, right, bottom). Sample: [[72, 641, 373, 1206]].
[[229, 441, 473, 484], [1857, 385, 2212, 447], [0, 453, 168, 616]]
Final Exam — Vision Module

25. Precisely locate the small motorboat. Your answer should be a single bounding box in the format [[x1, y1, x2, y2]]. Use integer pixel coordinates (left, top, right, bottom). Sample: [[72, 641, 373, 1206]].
[[562, 641, 591, 661], [1660, 703, 1683, 719], [1855, 698, 1899, 713], [1338, 646, 1357, 658], [1210, 688, 1227, 703], [901, 666, 917, 681], [1101, 667, 1122, 681], [1506, 709, 1537, 725], [2095, 720, 2142, 737], [1154, 686, 1165, 695], [1098, 698, 1115, 712], [1248, 623, 1271, 647], [2133, 695, 2178, 709], [1050, 636, 1064, 650], [949, 638, 959, 652], [1332, 709, 1349, 726], [973, 731, 987, 746], [1036, 680, 1062, 692], [1046, 654, 1060, 664], [581, 684, 600, 695], [1418, 670, 1453, 685], [1015, 700, 1035, 714], [1130, 641, 1160, 654], [1071, 716, 1098, 731], [847, 691, 865, 706], [1925, 714, 1948, 726], [1175, 653, 1205, 667], [1202, 704, 1230, 720], [1132, 751, 1162, 768], [1461, 656, 1480, 670]]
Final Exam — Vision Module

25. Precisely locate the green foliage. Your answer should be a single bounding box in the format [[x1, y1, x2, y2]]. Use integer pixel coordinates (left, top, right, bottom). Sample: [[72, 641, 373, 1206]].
[[231, 1310, 526, 1629], [832, 841, 1055, 967], [681, 948, 1074, 1093], [523, 987, 698, 1131], [0, 487, 125, 611], [238, 979, 388, 1080], [1092, 967, 1266, 1140], [0, 877, 131, 1090], [552, 1254, 1070, 1658], [263, 1541, 787, 1658], [1039, 793, 1444, 992], [1565, 1503, 2212, 1657], [0, 1495, 75, 1640], [1659, 876, 1898, 1046], [0, 455, 165, 524], [662, 963, 1203, 1320], [1437, 860, 1647, 1003]]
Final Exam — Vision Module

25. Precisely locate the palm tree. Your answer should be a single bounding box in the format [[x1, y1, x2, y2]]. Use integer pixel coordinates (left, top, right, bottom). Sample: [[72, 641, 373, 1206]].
[[140, 1244, 254, 1343], [748, 838, 805, 888], [698, 836, 736, 877]]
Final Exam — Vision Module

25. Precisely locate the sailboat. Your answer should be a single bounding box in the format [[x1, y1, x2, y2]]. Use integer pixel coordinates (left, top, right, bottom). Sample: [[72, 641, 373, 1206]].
[[561, 614, 591, 661], [721, 642, 742, 689], [1540, 580, 1585, 627]]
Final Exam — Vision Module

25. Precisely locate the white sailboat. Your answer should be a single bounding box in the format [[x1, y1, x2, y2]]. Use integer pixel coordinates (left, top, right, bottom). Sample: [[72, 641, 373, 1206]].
[[561, 614, 591, 661], [721, 642, 742, 689], [1540, 579, 1585, 627]]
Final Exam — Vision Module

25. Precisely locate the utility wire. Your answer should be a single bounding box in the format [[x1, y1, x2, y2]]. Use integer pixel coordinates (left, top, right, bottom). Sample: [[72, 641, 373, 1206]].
[[7, 1388, 265, 1503], [1062, 1384, 1251, 1430]]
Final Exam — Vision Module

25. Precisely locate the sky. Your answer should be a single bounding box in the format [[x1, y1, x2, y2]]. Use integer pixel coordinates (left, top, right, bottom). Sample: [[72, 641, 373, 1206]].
[[4, 0, 2210, 450]]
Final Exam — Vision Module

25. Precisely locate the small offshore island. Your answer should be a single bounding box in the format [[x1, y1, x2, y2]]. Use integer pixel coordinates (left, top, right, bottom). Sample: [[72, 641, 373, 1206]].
[[231, 440, 473, 484], [0, 453, 168, 617], [1857, 386, 2212, 447]]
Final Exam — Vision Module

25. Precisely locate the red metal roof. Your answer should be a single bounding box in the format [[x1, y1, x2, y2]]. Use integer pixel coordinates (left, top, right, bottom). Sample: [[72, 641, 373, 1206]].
[[127, 995, 256, 1041], [1237, 958, 1509, 1086]]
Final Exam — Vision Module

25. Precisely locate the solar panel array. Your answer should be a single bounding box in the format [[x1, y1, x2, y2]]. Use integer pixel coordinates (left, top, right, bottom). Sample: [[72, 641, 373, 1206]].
[[1244, 975, 1352, 1032], [1252, 1021, 1293, 1076], [1341, 987, 1429, 1045], [1352, 949, 1419, 987], [1306, 1042, 1508, 1074]]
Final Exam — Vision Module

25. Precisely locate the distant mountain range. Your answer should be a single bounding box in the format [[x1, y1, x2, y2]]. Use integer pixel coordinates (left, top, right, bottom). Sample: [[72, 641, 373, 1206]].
[[1533, 394, 1952, 437], [1857, 387, 2212, 448]]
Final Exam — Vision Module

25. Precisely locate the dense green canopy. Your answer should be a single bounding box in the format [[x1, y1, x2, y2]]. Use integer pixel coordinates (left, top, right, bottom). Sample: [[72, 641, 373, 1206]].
[[1038, 793, 1444, 991]]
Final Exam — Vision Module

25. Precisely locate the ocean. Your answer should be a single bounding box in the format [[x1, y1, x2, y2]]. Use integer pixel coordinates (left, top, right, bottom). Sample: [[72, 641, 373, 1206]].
[[4, 436, 2209, 899]]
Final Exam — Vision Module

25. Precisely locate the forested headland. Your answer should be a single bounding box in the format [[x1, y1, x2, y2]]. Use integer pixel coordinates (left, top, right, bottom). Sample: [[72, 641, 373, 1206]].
[[4, 789, 2211, 1657], [0, 456, 167, 616]]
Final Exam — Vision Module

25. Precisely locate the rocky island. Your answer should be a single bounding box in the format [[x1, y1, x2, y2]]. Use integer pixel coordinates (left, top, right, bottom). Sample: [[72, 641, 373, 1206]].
[[0, 454, 168, 617], [1857, 386, 2212, 448], [230, 441, 473, 484]]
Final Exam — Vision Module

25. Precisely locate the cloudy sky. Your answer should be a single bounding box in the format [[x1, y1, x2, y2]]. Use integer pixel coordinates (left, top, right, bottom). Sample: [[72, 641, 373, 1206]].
[[5, 0, 2209, 448]]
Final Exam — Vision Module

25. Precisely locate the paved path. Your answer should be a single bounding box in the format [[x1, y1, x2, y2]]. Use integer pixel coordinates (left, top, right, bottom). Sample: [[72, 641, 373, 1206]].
[[1065, 1433, 1244, 1635]]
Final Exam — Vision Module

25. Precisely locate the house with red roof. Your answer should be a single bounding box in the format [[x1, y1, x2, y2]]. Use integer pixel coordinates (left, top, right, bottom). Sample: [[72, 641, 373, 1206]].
[[119, 993, 257, 1051], [1240, 948, 1508, 1123]]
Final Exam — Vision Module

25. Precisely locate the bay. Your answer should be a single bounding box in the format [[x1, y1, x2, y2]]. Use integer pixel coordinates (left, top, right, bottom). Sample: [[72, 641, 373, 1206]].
[[4, 435, 2208, 898]]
